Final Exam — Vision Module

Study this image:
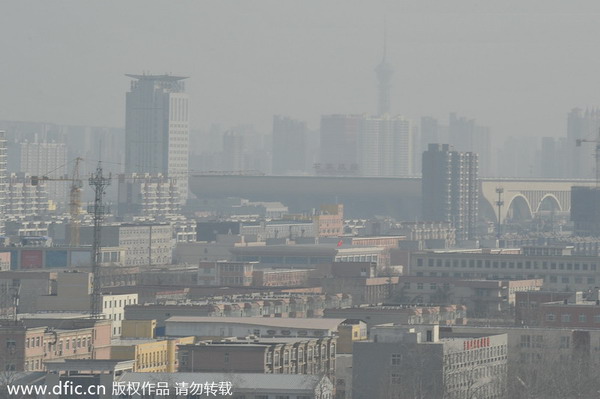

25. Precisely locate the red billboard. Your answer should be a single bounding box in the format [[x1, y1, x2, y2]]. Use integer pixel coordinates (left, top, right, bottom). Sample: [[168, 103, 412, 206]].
[[21, 250, 43, 269]]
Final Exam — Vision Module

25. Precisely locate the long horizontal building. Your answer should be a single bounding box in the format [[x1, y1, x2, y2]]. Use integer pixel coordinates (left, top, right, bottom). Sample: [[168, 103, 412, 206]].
[[165, 316, 346, 339], [410, 247, 600, 291]]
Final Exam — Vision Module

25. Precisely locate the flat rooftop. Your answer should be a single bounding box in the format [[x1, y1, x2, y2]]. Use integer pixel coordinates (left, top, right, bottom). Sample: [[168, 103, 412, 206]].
[[166, 316, 345, 330]]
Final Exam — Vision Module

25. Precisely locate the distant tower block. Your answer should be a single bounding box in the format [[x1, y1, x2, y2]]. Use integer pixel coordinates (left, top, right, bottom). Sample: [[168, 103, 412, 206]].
[[375, 27, 393, 116]]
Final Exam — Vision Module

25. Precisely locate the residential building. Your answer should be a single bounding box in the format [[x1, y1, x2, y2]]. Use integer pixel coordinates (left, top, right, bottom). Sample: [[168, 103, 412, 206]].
[[5, 173, 48, 219], [353, 324, 507, 399], [125, 74, 189, 203], [422, 143, 479, 241], [315, 204, 344, 237], [272, 115, 307, 175], [79, 223, 173, 266], [124, 294, 352, 329], [116, 372, 334, 399], [448, 113, 492, 176], [0, 318, 112, 372], [18, 140, 68, 206], [117, 173, 180, 217], [0, 131, 6, 235], [318, 115, 361, 176], [395, 277, 543, 318], [567, 107, 600, 179], [358, 116, 412, 177], [165, 316, 345, 339], [222, 130, 245, 171], [110, 335, 194, 372], [35, 271, 138, 336], [324, 304, 467, 330], [178, 336, 337, 377]]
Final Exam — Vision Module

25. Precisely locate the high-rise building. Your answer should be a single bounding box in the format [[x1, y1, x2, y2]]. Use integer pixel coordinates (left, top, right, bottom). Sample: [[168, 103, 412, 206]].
[[448, 113, 492, 177], [318, 115, 361, 175], [567, 107, 600, 179], [422, 143, 479, 241], [272, 116, 307, 175], [0, 131, 6, 236], [117, 173, 180, 218], [222, 131, 245, 171], [571, 186, 600, 236], [358, 115, 412, 176], [320, 115, 412, 177], [125, 74, 189, 204], [19, 141, 68, 206]]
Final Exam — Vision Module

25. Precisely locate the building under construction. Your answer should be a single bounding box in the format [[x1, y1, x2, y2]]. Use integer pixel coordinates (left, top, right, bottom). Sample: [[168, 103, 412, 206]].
[[571, 186, 600, 236]]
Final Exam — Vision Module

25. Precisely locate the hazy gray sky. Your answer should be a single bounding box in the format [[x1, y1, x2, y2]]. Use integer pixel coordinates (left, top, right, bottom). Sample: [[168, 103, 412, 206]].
[[2, 0, 600, 139]]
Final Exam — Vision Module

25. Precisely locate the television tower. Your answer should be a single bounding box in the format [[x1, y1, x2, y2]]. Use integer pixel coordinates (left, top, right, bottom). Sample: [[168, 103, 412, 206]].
[[375, 24, 393, 115]]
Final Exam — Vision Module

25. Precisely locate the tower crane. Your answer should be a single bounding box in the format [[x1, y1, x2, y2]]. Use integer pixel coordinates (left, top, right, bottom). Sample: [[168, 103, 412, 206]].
[[31, 157, 84, 246]]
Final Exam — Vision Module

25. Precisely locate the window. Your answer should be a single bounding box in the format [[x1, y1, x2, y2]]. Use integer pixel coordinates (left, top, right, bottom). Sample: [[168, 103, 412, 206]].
[[391, 373, 401, 385], [546, 313, 555, 321], [560, 336, 570, 349], [520, 335, 531, 348], [391, 353, 402, 365], [417, 283, 424, 290], [561, 314, 571, 323], [595, 315, 600, 323], [579, 314, 587, 322]]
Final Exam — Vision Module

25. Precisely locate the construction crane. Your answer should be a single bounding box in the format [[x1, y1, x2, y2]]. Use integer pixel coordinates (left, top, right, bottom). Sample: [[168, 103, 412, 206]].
[[31, 157, 84, 246], [576, 127, 600, 187]]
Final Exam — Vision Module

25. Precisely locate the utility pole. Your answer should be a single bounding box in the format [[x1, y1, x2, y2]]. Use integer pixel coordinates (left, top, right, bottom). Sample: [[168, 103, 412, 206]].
[[495, 187, 504, 240], [88, 162, 111, 318]]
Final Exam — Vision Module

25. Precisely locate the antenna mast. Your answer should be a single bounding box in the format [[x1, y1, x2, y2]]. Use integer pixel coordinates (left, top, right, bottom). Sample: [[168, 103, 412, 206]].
[[88, 162, 111, 318]]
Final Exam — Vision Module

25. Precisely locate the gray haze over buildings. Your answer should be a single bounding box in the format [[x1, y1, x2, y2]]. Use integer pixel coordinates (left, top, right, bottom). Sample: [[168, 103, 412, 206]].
[[2, 0, 600, 149]]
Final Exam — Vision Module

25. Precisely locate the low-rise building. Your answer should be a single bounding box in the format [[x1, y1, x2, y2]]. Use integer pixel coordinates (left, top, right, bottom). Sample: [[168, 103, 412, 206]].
[[0, 318, 112, 372], [118, 372, 334, 399], [324, 304, 467, 330], [178, 336, 336, 378], [165, 316, 345, 339], [124, 294, 352, 331], [35, 271, 138, 336], [110, 336, 194, 372], [353, 324, 507, 399], [396, 276, 543, 318], [410, 248, 600, 291]]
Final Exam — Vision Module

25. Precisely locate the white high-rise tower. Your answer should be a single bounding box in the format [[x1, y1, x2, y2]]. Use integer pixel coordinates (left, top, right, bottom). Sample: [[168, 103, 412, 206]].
[[125, 74, 189, 204]]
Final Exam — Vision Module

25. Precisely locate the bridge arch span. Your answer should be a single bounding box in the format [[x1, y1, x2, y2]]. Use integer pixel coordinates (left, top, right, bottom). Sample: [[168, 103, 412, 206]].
[[505, 194, 533, 221], [535, 193, 562, 213]]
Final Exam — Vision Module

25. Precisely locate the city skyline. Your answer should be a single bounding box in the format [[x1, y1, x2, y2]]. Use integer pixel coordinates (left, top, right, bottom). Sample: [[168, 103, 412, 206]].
[[2, 1, 600, 141]]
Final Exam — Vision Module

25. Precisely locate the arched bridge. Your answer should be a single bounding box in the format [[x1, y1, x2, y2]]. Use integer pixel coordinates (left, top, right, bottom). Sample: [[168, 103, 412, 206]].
[[480, 179, 595, 222]]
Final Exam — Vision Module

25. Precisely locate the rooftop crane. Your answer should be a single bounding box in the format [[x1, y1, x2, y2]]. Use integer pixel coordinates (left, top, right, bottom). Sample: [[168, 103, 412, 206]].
[[31, 157, 84, 246], [576, 127, 600, 187]]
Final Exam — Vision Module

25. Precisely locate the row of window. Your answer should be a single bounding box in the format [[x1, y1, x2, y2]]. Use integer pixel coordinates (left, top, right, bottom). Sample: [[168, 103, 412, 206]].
[[546, 313, 600, 323], [416, 257, 598, 272], [414, 271, 596, 285]]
